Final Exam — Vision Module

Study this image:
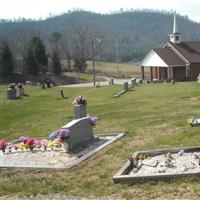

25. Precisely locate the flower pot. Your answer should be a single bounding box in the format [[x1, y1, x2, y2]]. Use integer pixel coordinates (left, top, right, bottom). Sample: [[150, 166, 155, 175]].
[[74, 104, 87, 119]]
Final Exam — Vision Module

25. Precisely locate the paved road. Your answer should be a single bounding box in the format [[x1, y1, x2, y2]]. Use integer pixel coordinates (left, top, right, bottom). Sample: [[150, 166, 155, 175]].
[[60, 77, 134, 88]]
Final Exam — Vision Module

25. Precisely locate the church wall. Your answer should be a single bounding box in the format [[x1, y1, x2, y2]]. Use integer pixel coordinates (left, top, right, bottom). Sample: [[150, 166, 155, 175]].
[[189, 63, 200, 81]]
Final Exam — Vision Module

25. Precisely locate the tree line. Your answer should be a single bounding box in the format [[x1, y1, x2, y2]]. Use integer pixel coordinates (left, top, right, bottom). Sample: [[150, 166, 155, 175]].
[[0, 35, 61, 76], [0, 26, 98, 76]]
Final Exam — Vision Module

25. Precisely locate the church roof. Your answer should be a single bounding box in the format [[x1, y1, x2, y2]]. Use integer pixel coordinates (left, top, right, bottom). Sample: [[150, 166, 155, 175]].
[[168, 42, 200, 63], [153, 48, 186, 66]]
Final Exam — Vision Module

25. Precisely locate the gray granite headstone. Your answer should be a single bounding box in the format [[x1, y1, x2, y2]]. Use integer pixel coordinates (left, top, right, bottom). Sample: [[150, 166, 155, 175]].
[[110, 78, 114, 85], [131, 78, 136, 87], [17, 88, 25, 97], [7, 88, 16, 99], [124, 82, 128, 91], [62, 117, 93, 152], [197, 74, 200, 83], [74, 104, 87, 119]]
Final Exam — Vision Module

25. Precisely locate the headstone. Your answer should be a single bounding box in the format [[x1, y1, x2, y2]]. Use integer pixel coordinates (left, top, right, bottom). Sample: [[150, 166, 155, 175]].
[[41, 83, 46, 89], [60, 90, 65, 98], [7, 88, 16, 99], [124, 82, 128, 91], [17, 88, 25, 97], [46, 80, 51, 88], [74, 104, 87, 119], [131, 78, 136, 87], [197, 74, 200, 83], [62, 117, 94, 152], [25, 81, 32, 85], [17, 83, 25, 97], [110, 78, 114, 85]]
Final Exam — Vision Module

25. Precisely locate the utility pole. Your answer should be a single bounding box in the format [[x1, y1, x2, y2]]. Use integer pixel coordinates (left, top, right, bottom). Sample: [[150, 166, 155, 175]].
[[115, 44, 119, 77], [92, 39, 95, 87], [92, 39, 101, 87]]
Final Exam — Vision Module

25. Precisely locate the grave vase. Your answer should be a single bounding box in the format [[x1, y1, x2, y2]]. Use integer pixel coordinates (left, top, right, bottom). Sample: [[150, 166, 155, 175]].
[[74, 104, 87, 119]]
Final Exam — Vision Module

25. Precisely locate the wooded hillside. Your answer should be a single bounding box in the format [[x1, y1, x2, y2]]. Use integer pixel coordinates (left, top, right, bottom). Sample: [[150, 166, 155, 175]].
[[0, 10, 200, 61]]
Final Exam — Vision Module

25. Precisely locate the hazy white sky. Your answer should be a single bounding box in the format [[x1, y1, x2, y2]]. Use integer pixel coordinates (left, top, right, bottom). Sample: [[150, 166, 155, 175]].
[[0, 0, 200, 22]]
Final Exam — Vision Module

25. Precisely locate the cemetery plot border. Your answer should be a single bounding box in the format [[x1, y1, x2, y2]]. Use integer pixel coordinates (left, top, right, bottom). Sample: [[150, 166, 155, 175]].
[[113, 146, 200, 184], [0, 133, 124, 170]]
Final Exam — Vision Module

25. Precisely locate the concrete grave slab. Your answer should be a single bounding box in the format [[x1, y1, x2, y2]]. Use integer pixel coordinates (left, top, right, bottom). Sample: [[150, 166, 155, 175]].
[[113, 146, 200, 184], [0, 133, 124, 169]]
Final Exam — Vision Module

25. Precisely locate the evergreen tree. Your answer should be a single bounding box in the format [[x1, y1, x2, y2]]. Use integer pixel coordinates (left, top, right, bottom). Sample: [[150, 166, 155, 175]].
[[0, 40, 14, 75], [51, 50, 61, 75], [23, 37, 47, 75], [50, 32, 62, 75]]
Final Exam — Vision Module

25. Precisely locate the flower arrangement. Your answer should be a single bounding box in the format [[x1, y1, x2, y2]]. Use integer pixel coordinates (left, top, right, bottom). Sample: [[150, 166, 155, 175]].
[[89, 116, 98, 127], [8, 83, 15, 89], [17, 83, 23, 88], [187, 116, 200, 127], [0, 140, 7, 152], [0, 128, 70, 154], [73, 96, 87, 106], [49, 128, 70, 142]]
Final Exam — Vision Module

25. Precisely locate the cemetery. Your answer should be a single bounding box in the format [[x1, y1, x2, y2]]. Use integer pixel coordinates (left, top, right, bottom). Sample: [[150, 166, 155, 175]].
[[0, 95, 123, 169], [1, 81, 200, 199]]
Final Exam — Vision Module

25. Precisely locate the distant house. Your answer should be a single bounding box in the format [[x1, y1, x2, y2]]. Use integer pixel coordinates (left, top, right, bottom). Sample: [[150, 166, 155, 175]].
[[140, 14, 200, 81]]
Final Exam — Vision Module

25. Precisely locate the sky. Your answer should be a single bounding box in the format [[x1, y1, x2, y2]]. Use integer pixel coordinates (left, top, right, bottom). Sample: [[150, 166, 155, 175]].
[[0, 0, 200, 22]]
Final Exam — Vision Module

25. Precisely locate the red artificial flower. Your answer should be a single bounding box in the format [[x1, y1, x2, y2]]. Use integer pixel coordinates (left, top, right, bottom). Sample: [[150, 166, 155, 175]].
[[26, 138, 34, 146], [0, 140, 7, 150]]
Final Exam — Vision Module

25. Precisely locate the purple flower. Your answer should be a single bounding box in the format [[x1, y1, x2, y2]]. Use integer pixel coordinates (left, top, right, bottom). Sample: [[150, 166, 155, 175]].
[[90, 116, 98, 126], [56, 128, 70, 140], [19, 136, 29, 143]]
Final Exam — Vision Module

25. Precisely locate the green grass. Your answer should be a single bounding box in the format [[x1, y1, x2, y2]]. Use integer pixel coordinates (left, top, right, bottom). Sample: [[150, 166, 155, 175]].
[[63, 72, 105, 83], [1, 82, 200, 199], [86, 61, 149, 78]]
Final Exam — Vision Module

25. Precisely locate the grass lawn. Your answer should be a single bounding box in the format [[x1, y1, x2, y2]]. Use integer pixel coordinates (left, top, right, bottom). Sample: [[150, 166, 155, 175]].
[[87, 61, 150, 78], [63, 72, 105, 83], [1, 82, 200, 199]]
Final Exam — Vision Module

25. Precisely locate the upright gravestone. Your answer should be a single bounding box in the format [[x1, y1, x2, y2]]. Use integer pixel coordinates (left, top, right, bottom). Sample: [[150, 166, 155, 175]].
[[110, 78, 114, 85], [124, 82, 128, 91], [73, 96, 87, 119], [62, 96, 94, 152], [62, 117, 94, 152], [131, 78, 136, 87], [17, 83, 25, 97], [197, 74, 200, 83], [74, 104, 87, 119], [7, 83, 16, 100]]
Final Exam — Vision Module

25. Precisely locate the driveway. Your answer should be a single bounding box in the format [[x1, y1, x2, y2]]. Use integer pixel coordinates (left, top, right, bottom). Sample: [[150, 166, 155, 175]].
[[60, 77, 134, 88]]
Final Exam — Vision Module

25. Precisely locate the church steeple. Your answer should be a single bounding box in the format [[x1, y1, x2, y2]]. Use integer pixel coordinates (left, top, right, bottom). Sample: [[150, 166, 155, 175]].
[[168, 13, 182, 44]]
